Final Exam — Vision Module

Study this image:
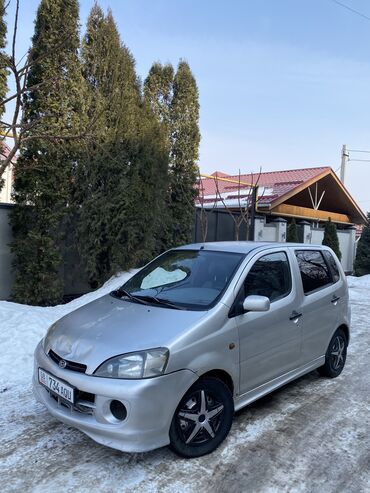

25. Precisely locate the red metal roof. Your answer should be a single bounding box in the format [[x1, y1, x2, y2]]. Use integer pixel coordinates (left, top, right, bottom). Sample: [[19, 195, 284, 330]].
[[199, 166, 330, 205]]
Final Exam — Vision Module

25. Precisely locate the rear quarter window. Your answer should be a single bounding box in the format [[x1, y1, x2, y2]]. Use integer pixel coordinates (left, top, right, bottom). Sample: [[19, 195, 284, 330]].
[[295, 250, 333, 294], [322, 250, 340, 283]]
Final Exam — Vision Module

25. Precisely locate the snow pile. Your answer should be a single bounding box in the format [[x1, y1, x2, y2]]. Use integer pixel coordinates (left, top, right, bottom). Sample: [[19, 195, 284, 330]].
[[0, 270, 138, 388], [346, 274, 370, 289], [0, 271, 369, 492]]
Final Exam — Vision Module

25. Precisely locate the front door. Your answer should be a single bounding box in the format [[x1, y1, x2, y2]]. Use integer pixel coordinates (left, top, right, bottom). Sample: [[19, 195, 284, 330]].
[[233, 250, 302, 395]]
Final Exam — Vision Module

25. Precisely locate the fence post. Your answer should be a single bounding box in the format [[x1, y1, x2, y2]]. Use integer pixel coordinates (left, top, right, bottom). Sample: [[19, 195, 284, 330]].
[[346, 225, 357, 273], [299, 220, 312, 243], [254, 216, 265, 241], [272, 217, 287, 242]]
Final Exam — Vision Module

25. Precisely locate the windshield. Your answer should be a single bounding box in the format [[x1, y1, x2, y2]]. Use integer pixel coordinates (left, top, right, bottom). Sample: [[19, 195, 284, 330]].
[[119, 249, 244, 310]]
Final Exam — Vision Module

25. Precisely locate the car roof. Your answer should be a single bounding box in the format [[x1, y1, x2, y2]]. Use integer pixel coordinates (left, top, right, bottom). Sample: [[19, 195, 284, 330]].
[[175, 241, 329, 255]]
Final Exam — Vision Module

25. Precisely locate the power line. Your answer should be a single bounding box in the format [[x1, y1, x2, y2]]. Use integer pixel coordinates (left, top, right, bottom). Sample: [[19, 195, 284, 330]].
[[329, 0, 370, 22]]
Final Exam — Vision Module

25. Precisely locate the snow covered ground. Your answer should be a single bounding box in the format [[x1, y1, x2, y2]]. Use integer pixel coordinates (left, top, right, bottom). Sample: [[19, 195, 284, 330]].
[[1, 274, 370, 493]]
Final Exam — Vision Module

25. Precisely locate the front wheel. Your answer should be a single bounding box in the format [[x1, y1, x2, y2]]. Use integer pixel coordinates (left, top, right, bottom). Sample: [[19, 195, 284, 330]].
[[169, 377, 234, 458], [318, 328, 347, 378]]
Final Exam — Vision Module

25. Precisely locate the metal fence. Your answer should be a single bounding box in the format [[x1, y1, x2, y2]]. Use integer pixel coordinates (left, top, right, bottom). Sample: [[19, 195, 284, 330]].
[[193, 208, 356, 273], [0, 204, 90, 301], [0, 204, 357, 300], [0, 204, 14, 300]]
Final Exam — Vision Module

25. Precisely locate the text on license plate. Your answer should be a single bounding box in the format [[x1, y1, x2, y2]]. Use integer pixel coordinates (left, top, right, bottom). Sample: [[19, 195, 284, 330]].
[[38, 368, 75, 404]]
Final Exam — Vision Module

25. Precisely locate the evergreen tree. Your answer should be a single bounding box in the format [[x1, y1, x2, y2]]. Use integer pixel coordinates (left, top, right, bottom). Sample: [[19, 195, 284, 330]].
[[287, 218, 299, 242], [11, 0, 86, 305], [110, 108, 169, 272], [354, 214, 370, 276], [143, 60, 200, 249], [322, 218, 341, 260], [107, 47, 169, 272], [78, 7, 168, 288], [143, 62, 173, 252], [0, 0, 7, 190], [74, 4, 121, 288], [144, 62, 174, 130], [77, 7, 134, 288], [168, 60, 200, 246]]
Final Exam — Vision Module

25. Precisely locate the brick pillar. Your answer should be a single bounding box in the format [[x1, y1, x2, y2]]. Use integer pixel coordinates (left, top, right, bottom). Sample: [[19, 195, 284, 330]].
[[299, 220, 312, 243], [253, 216, 265, 241], [346, 225, 357, 273], [272, 217, 287, 242]]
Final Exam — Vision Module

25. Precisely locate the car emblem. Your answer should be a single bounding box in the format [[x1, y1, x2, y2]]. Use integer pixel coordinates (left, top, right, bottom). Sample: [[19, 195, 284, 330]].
[[59, 359, 67, 369]]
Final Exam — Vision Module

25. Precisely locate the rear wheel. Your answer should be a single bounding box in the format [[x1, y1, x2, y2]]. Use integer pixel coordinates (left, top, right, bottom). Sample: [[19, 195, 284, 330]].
[[169, 377, 234, 458], [319, 328, 347, 378]]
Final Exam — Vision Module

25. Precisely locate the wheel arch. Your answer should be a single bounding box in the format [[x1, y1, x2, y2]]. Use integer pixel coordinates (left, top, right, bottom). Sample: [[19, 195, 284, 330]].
[[337, 323, 350, 345], [198, 369, 234, 396]]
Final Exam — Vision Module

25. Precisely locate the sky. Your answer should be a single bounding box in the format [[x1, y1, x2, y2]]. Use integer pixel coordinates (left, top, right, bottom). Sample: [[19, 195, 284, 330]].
[[5, 0, 370, 211]]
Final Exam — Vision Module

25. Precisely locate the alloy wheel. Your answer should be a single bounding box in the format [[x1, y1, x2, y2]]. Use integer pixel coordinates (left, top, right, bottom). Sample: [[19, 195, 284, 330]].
[[176, 388, 225, 445], [330, 335, 346, 371]]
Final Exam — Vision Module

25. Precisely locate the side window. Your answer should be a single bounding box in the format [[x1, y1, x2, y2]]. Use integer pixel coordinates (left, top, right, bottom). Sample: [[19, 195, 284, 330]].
[[295, 250, 332, 294], [244, 252, 291, 303], [323, 250, 340, 283]]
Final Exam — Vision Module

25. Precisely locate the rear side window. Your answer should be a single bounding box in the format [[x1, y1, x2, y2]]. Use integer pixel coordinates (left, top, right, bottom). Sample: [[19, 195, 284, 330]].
[[244, 252, 291, 302], [323, 250, 340, 283], [295, 250, 332, 294]]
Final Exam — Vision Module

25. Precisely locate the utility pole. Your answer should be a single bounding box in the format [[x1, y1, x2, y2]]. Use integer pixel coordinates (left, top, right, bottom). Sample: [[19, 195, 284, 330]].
[[340, 144, 349, 183]]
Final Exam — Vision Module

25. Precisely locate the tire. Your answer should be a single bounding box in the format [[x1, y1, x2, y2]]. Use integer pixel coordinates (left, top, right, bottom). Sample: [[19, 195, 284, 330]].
[[318, 328, 347, 378], [169, 377, 234, 458]]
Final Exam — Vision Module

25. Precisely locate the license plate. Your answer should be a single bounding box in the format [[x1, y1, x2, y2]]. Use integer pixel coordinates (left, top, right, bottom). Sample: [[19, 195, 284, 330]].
[[38, 368, 75, 404]]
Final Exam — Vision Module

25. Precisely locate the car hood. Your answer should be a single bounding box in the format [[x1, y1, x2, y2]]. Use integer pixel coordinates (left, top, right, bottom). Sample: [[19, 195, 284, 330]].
[[45, 294, 207, 374]]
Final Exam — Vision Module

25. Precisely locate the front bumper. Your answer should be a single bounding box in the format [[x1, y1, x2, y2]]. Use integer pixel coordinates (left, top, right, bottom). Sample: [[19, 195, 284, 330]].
[[33, 341, 198, 453]]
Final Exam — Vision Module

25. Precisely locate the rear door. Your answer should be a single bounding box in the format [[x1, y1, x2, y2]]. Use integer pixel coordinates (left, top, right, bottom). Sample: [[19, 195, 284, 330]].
[[292, 248, 343, 365], [232, 249, 302, 395]]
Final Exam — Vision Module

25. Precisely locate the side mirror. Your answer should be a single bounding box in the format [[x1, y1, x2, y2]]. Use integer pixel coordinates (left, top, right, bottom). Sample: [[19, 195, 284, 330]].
[[242, 295, 270, 312]]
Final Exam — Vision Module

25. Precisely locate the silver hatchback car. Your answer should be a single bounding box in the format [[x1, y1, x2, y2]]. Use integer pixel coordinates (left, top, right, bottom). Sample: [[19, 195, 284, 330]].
[[33, 241, 350, 457]]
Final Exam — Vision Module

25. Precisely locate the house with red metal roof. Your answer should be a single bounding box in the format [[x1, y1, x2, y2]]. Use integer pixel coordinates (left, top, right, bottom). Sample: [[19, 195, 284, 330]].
[[196, 166, 367, 272], [198, 166, 366, 225]]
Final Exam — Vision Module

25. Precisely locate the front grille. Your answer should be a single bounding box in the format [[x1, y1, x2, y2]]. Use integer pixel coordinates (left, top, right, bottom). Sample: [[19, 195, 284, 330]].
[[48, 349, 87, 374], [47, 388, 96, 416]]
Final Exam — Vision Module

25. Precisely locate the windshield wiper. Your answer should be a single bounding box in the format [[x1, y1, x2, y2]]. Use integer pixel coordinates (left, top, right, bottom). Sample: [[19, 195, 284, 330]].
[[134, 295, 182, 310], [110, 288, 150, 305]]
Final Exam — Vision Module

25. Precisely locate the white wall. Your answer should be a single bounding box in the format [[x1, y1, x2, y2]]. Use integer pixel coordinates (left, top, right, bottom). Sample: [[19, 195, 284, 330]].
[[262, 225, 277, 241], [0, 164, 13, 204], [254, 217, 355, 272]]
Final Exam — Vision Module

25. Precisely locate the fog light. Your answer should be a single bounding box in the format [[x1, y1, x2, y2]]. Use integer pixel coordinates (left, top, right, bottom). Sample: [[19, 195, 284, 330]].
[[110, 400, 127, 421]]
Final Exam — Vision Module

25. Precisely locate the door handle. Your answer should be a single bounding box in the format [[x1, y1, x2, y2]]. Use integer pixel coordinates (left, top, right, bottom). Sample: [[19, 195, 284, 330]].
[[331, 296, 340, 304], [289, 310, 302, 321]]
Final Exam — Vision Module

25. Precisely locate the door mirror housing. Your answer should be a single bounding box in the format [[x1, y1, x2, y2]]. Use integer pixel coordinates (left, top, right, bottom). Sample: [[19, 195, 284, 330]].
[[242, 295, 270, 312]]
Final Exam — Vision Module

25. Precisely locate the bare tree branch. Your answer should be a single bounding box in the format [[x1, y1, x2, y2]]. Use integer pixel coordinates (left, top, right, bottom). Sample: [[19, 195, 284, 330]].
[[210, 170, 263, 241], [11, 0, 19, 67], [196, 170, 209, 242], [0, 1, 106, 190]]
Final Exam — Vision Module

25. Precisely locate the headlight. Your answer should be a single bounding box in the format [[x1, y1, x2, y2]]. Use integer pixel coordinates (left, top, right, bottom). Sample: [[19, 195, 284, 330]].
[[94, 348, 169, 379]]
